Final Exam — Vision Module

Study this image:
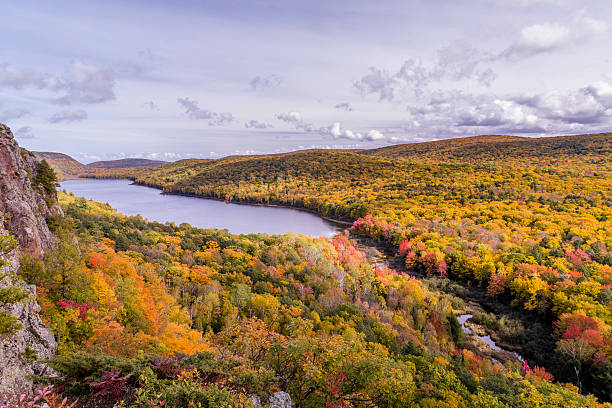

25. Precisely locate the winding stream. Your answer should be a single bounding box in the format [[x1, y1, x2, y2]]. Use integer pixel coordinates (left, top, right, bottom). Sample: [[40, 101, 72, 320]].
[[458, 314, 524, 362]]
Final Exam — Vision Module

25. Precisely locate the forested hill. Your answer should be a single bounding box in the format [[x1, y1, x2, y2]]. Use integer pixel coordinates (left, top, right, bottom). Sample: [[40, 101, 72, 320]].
[[86, 158, 167, 169], [362, 133, 612, 164], [33, 151, 86, 179], [33, 152, 167, 179], [5, 127, 611, 405], [125, 131, 612, 401]]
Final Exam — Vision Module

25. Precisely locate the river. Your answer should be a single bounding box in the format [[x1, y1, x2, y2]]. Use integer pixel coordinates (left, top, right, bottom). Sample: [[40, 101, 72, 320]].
[[458, 314, 525, 362], [60, 179, 342, 236]]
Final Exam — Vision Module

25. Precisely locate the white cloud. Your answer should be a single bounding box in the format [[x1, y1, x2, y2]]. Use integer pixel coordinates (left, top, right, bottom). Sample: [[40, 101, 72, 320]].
[[275, 111, 313, 131], [500, 16, 609, 59], [575, 13, 609, 35], [494, 0, 570, 7], [355, 42, 495, 102], [245, 120, 273, 129], [513, 82, 612, 124], [366, 129, 384, 141], [354, 66, 398, 101], [55, 59, 116, 105], [76, 151, 194, 163], [318, 122, 384, 141], [402, 79, 612, 136], [501, 23, 571, 58], [457, 99, 542, 131], [0, 60, 115, 105], [177, 97, 234, 126], [48, 109, 88, 123]]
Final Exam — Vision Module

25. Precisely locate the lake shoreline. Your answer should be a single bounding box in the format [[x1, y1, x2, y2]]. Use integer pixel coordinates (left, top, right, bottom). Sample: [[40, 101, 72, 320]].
[[129, 180, 356, 229], [60, 179, 342, 236], [67, 177, 552, 371]]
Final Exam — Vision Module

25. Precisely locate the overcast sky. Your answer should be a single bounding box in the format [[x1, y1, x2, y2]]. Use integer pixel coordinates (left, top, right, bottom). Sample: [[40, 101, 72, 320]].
[[1, 0, 611, 162]]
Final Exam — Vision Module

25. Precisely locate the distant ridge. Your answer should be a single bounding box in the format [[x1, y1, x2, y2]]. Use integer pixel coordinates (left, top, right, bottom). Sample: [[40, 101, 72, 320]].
[[33, 151, 86, 179], [33, 152, 167, 179], [86, 158, 167, 169], [361, 133, 612, 162], [36, 132, 612, 180]]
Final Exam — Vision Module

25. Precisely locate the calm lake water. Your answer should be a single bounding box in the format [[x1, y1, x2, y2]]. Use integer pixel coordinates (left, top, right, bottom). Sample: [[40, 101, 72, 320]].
[[60, 179, 342, 237]]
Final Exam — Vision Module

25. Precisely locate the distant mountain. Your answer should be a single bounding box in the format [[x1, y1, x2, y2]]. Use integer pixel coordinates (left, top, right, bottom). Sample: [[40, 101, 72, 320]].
[[33, 153, 167, 179], [33, 151, 86, 179], [86, 158, 167, 169]]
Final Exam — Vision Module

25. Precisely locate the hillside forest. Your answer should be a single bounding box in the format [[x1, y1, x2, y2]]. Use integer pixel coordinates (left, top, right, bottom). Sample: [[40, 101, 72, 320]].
[[6, 132, 611, 407]]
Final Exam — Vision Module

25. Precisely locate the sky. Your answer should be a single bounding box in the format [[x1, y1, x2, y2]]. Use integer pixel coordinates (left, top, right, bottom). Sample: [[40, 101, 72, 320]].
[[1, 0, 611, 162]]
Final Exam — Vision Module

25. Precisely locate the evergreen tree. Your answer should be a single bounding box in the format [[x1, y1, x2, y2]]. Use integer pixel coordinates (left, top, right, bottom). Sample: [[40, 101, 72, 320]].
[[34, 159, 58, 195]]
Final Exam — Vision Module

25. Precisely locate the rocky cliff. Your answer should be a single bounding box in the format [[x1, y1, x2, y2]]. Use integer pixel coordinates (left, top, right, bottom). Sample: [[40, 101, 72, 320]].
[[0, 124, 60, 396]]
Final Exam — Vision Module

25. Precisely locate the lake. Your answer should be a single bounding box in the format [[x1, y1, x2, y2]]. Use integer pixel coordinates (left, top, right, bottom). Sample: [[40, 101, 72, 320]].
[[60, 179, 342, 237]]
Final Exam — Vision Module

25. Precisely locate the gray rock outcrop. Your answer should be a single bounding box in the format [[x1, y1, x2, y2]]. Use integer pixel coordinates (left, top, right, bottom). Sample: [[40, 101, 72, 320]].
[[0, 124, 60, 396], [268, 392, 291, 408], [250, 391, 292, 408], [0, 124, 62, 257]]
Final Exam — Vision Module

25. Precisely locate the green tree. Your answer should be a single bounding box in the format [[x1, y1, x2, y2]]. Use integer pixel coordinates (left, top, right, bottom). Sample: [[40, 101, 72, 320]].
[[34, 159, 58, 195], [0, 234, 28, 335]]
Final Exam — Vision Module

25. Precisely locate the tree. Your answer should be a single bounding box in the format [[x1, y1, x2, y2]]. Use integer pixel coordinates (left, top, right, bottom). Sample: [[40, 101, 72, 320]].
[[34, 159, 58, 195], [0, 234, 28, 335]]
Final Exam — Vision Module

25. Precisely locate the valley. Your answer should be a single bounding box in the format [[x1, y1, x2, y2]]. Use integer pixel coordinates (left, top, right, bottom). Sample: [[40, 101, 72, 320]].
[[2, 128, 610, 407]]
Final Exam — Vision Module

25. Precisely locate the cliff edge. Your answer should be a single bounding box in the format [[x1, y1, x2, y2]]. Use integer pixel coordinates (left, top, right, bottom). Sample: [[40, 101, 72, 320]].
[[0, 124, 60, 396]]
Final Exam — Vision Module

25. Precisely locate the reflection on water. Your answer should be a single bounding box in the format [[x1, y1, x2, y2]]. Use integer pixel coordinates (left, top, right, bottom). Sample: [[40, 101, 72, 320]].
[[60, 179, 342, 237]]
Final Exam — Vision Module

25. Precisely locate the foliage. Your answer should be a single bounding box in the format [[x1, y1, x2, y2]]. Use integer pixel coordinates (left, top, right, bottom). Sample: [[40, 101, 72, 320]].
[[96, 132, 612, 400], [18, 191, 609, 407], [0, 234, 27, 335], [0, 386, 78, 408], [34, 160, 58, 195]]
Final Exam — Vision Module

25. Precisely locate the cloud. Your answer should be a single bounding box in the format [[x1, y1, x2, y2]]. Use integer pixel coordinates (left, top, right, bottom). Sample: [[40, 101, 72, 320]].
[[334, 102, 353, 111], [177, 97, 234, 126], [355, 41, 495, 101], [0, 65, 53, 89], [14, 126, 35, 139], [54, 59, 115, 105], [578, 15, 609, 35], [0, 60, 115, 105], [319, 122, 384, 141], [354, 66, 400, 102], [274, 112, 386, 143], [494, 0, 570, 7], [402, 79, 612, 137], [456, 99, 543, 131], [76, 151, 191, 163], [512, 82, 612, 125], [433, 41, 497, 85], [366, 129, 385, 140], [0, 108, 29, 122], [250, 74, 282, 91], [275, 111, 313, 131], [143, 101, 159, 111], [48, 109, 88, 123], [500, 16, 609, 59], [245, 120, 273, 129], [500, 23, 572, 58]]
